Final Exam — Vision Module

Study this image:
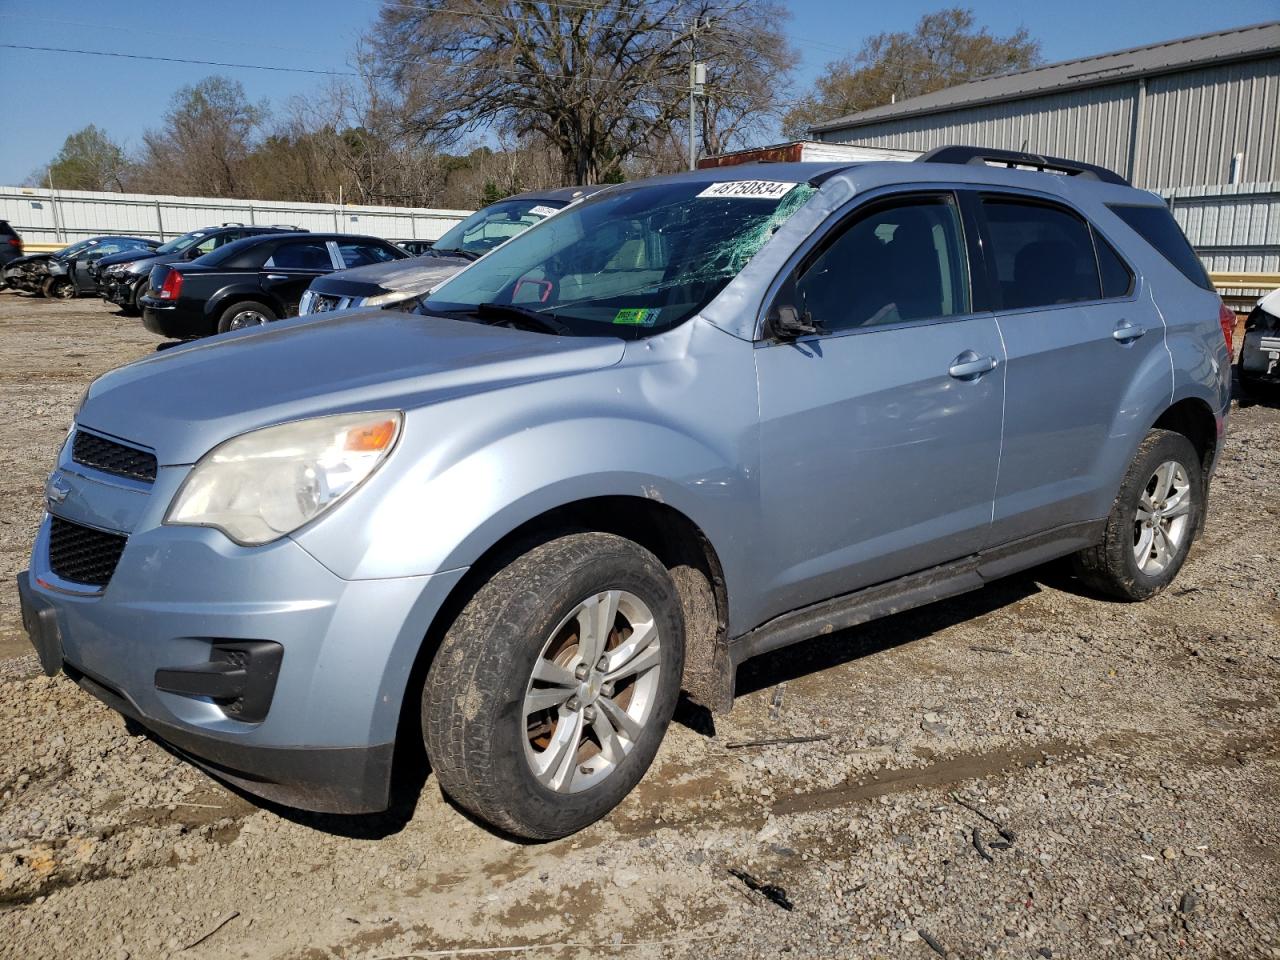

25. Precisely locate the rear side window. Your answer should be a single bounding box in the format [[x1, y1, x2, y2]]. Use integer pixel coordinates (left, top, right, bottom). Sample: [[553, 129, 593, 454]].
[[794, 194, 970, 333], [267, 241, 334, 270], [1106, 204, 1212, 291], [980, 198, 1100, 309]]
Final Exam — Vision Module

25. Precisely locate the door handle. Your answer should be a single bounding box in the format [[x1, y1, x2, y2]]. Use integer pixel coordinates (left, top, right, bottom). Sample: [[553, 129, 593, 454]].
[[948, 350, 998, 380], [265, 274, 288, 281], [1112, 320, 1146, 342]]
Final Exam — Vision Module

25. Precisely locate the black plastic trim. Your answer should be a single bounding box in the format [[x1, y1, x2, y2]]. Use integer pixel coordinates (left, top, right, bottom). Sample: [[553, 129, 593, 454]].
[[918, 145, 1129, 186]]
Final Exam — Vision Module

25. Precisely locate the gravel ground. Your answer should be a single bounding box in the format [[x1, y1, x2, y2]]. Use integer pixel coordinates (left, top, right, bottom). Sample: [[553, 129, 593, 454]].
[[1, 291, 1277, 960]]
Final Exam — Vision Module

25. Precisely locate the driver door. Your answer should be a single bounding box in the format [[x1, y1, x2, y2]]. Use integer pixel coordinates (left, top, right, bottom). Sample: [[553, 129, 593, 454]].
[[753, 191, 1006, 619]]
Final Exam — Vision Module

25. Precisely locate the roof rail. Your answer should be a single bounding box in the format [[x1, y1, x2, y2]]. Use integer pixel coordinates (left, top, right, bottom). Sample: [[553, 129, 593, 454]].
[[220, 221, 245, 227], [916, 145, 1129, 186], [270, 224, 305, 230]]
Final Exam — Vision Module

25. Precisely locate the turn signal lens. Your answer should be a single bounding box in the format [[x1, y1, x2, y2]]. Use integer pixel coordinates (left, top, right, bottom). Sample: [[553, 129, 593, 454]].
[[345, 419, 398, 452]]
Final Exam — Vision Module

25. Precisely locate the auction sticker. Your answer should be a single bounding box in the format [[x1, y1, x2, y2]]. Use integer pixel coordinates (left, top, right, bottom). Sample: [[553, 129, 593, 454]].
[[696, 180, 796, 200], [528, 205, 559, 218]]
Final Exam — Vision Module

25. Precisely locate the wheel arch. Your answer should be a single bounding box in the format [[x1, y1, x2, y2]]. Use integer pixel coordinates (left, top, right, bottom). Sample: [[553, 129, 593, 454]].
[[205, 285, 284, 322], [387, 494, 734, 777], [1149, 394, 1222, 537]]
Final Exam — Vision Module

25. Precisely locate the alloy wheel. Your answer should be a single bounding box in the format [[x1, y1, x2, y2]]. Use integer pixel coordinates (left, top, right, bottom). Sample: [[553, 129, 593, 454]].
[[522, 590, 663, 794], [1133, 460, 1192, 575]]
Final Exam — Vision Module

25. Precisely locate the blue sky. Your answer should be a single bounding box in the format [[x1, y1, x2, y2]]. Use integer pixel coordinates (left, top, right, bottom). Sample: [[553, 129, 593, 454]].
[[0, 0, 1274, 185]]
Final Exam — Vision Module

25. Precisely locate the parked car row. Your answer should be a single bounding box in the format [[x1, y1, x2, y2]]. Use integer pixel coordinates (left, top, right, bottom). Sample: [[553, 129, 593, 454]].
[[2, 235, 159, 297]]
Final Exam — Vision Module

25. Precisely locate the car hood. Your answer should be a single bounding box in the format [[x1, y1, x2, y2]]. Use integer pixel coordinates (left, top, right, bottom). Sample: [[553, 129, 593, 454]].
[[77, 309, 625, 465], [97, 249, 163, 270], [308, 255, 471, 301], [4, 253, 54, 269]]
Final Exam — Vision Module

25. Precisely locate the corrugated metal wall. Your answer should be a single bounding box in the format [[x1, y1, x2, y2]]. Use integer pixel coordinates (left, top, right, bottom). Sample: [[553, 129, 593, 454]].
[[1137, 59, 1280, 189], [819, 84, 1137, 178], [0, 186, 471, 245], [818, 55, 1280, 192]]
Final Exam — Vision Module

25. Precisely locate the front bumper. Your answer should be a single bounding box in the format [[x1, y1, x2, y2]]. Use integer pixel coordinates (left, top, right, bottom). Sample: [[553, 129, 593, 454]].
[[20, 505, 466, 813]]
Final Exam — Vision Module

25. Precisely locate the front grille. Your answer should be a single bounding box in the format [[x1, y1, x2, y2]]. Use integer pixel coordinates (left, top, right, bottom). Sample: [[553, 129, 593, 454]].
[[48, 517, 127, 587], [72, 431, 157, 482]]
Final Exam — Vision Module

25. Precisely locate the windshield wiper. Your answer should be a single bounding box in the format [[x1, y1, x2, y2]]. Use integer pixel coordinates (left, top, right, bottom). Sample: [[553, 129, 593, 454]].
[[432, 246, 480, 261], [475, 302, 573, 335]]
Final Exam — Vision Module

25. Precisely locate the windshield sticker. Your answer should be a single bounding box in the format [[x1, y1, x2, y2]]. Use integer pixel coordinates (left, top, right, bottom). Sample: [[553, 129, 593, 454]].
[[696, 180, 797, 200], [613, 307, 659, 326], [527, 205, 558, 218]]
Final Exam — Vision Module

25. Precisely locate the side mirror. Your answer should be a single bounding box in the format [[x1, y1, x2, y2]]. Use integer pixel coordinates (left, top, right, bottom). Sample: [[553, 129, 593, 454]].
[[767, 302, 821, 340]]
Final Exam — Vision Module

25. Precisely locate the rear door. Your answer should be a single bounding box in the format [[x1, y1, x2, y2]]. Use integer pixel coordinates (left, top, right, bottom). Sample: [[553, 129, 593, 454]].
[[259, 239, 340, 315], [753, 191, 1006, 617], [974, 192, 1167, 545]]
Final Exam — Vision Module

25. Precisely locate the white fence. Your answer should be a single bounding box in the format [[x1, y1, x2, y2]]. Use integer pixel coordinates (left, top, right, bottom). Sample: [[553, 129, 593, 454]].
[[1161, 182, 1279, 297], [0, 186, 472, 244]]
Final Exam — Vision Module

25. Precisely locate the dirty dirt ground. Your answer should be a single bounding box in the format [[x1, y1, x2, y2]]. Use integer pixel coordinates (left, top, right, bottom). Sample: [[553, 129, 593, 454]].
[[0, 292, 1277, 960]]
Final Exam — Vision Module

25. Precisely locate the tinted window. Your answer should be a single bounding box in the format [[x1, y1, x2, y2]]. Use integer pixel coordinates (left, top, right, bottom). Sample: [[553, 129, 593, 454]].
[[981, 198, 1100, 309], [793, 196, 969, 332], [1094, 231, 1134, 298], [337, 241, 401, 268], [267, 241, 333, 270], [1107, 203, 1212, 291], [433, 198, 567, 256]]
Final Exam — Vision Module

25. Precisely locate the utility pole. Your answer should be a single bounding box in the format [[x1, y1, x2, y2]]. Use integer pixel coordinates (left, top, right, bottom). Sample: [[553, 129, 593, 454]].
[[688, 17, 707, 171]]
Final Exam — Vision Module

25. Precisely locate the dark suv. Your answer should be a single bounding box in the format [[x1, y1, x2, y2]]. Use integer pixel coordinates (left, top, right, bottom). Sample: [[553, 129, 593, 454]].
[[0, 220, 22, 275], [141, 232, 406, 337], [96, 224, 302, 316]]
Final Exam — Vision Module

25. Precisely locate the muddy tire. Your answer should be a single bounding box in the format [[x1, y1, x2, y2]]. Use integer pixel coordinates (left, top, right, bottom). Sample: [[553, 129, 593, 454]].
[[423, 532, 685, 840], [1071, 429, 1203, 601], [42, 276, 74, 300], [216, 300, 276, 334]]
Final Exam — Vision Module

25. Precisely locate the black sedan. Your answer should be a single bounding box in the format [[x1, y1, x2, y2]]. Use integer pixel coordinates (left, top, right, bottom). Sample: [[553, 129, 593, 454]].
[[3, 236, 158, 298], [96, 223, 302, 315], [140, 232, 407, 338]]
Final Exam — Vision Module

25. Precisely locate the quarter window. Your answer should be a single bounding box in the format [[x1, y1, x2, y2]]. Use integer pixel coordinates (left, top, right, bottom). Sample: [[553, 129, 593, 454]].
[[1095, 231, 1134, 299], [980, 198, 1101, 310], [792, 195, 970, 333]]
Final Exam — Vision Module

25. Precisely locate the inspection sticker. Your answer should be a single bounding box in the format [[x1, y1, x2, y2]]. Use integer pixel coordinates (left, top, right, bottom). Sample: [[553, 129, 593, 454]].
[[613, 307, 659, 326], [696, 180, 796, 200], [528, 204, 559, 218]]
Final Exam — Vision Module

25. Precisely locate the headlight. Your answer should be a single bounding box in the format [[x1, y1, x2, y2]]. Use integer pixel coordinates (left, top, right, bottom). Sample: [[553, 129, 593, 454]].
[[166, 411, 402, 545]]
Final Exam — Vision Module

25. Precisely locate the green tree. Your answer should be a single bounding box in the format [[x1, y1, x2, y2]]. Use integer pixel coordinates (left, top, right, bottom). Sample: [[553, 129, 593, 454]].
[[44, 125, 128, 191], [783, 8, 1041, 138]]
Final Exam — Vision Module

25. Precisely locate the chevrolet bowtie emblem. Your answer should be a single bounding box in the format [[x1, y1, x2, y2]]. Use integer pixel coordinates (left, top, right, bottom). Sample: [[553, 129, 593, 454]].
[[45, 472, 71, 506]]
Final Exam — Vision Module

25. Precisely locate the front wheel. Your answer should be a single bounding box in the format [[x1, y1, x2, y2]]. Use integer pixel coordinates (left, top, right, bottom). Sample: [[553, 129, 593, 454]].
[[1071, 429, 1204, 601], [216, 300, 277, 334], [42, 276, 74, 300], [423, 532, 685, 839]]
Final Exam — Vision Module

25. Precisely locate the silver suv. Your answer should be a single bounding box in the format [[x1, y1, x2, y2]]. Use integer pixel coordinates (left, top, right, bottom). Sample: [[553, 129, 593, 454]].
[[19, 147, 1232, 839]]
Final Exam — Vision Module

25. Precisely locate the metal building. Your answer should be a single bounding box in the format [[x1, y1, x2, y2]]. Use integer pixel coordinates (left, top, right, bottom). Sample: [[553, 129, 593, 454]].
[[809, 21, 1279, 192]]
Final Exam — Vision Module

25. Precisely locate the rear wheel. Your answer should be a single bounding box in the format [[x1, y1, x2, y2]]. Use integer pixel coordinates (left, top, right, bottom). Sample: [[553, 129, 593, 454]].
[[1071, 429, 1203, 601], [423, 532, 685, 839], [42, 276, 74, 300], [216, 300, 276, 334]]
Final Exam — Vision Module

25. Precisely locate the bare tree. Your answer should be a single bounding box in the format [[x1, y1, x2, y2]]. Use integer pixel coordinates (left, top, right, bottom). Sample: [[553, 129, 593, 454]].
[[367, 0, 794, 184], [783, 8, 1041, 138], [134, 77, 266, 197]]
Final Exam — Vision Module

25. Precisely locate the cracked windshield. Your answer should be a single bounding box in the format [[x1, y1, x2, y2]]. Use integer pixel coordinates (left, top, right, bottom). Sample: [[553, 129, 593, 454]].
[[421, 180, 817, 337]]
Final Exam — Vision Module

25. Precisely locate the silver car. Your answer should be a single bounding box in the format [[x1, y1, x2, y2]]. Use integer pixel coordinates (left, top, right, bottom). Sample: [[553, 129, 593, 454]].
[[1239, 287, 1280, 392], [20, 147, 1231, 839]]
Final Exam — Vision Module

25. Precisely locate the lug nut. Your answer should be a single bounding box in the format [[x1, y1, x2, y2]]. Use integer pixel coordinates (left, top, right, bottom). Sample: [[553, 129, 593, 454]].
[[596, 655, 609, 672], [566, 697, 580, 712], [583, 705, 597, 723], [601, 682, 615, 698], [574, 663, 590, 681]]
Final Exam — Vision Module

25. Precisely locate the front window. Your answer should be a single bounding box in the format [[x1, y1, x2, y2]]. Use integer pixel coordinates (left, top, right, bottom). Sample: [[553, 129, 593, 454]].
[[432, 198, 569, 258], [421, 179, 816, 338], [54, 239, 94, 259]]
